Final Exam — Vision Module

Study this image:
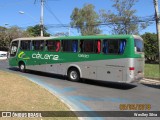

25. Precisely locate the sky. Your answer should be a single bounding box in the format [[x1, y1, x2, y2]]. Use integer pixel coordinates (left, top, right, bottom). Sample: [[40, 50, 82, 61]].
[[0, 0, 158, 36]]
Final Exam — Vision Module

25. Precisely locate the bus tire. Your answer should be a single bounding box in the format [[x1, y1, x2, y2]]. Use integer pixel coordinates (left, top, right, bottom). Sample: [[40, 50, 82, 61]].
[[19, 62, 26, 72], [67, 68, 80, 82]]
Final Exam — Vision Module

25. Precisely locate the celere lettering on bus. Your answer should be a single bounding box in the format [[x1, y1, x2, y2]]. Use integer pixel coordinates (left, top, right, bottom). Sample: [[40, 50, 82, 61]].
[[32, 52, 59, 60]]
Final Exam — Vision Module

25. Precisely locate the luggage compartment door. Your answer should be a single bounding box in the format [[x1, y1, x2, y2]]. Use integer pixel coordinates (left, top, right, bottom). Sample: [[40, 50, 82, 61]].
[[97, 66, 123, 82]]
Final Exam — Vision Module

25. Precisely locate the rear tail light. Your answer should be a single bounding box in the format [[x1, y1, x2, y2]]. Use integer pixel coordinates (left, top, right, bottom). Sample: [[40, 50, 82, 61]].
[[129, 67, 135, 70]]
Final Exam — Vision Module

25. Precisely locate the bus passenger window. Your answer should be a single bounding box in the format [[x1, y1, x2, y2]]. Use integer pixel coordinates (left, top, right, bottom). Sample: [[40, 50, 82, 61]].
[[20, 40, 31, 51], [103, 40, 108, 54], [62, 40, 78, 53], [81, 40, 100, 54], [56, 41, 60, 52], [62, 40, 72, 52], [33, 40, 44, 51], [80, 40, 84, 52], [103, 39, 126, 54], [47, 40, 60, 52], [72, 41, 78, 53], [108, 40, 120, 54], [119, 40, 126, 54], [97, 40, 101, 53], [83, 40, 94, 53]]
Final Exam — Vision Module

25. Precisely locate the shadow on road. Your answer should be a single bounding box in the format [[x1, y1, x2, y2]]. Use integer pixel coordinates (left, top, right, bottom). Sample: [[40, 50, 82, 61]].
[[9, 68, 66, 80], [141, 83, 160, 89], [9, 67, 137, 90], [81, 79, 137, 90]]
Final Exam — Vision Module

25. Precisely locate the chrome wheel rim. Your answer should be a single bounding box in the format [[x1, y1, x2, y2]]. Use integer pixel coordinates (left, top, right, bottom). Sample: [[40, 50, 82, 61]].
[[20, 64, 24, 70], [70, 71, 77, 80]]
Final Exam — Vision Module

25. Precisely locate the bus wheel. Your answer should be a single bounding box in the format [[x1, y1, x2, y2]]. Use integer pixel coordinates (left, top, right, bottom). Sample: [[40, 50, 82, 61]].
[[68, 68, 80, 82], [19, 62, 26, 72]]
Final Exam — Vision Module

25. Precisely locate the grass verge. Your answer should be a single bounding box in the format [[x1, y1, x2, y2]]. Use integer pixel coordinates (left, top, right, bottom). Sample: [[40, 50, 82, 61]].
[[145, 64, 160, 80], [0, 71, 78, 120]]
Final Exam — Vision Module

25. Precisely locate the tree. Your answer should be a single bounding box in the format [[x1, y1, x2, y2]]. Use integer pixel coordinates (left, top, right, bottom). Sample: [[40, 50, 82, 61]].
[[7, 26, 29, 41], [100, 0, 148, 34], [0, 26, 28, 51], [141, 33, 158, 63], [0, 26, 8, 51], [70, 4, 101, 35], [26, 25, 50, 37]]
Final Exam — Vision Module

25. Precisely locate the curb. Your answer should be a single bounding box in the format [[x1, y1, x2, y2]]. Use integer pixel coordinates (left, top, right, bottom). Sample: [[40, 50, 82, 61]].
[[139, 78, 160, 85]]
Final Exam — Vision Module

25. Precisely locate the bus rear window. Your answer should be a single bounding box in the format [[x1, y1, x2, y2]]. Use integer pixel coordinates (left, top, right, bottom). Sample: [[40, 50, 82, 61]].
[[134, 39, 144, 52]]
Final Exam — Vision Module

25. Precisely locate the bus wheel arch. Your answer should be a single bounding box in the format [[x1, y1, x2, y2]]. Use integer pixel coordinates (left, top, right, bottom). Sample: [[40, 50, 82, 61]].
[[67, 66, 81, 82], [18, 61, 26, 72]]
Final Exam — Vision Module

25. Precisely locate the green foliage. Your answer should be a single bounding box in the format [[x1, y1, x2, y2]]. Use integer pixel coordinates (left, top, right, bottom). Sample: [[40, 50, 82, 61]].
[[70, 4, 101, 36], [0, 26, 7, 50], [145, 64, 159, 79], [26, 25, 50, 37], [100, 0, 148, 34], [0, 25, 50, 51], [0, 26, 28, 51], [141, 33, 158, 62]]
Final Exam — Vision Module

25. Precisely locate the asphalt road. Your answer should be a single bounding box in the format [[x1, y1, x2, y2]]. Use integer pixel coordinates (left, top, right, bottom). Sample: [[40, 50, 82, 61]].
[[0, 60, 160, 120]]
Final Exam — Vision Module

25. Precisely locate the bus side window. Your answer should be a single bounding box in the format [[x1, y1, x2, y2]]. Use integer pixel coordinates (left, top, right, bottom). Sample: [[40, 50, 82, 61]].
[[119, 40, 126, 54], [56, 41, 60, 52], [103, 39, 126, 55], [46, 40, 60, 52], [62, 40, 70, 52], [30, 41, 33, 50], [62, 40, 77, 52], [80, 40, 84, 52], [108, 40, 119, 54], [20, 40, 31, 51], [83, 40, 94, 53], [97, 40, 101, 53], [72, 40, 78, 53], [103, 40, 108, 54], [81, 40, 100, 53], [33, 40, 44, 51], [86, 41, 92, 52], [46, 41, 53, 51]]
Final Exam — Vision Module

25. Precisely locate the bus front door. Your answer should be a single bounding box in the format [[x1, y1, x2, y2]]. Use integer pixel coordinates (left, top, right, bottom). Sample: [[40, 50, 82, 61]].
[[9, 41, 19, 67]]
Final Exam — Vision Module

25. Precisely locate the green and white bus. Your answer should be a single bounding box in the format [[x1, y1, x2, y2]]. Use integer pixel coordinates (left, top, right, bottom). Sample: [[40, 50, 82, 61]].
[[8, 35, 144, 83]]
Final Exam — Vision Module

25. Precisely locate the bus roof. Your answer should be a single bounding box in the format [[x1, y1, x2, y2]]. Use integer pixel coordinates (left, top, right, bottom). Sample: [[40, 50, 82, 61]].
[[12, 35, 143, 41], [12, 37, 56, 41], [133, 35, 143, 41], [52, 35, 143, 40]]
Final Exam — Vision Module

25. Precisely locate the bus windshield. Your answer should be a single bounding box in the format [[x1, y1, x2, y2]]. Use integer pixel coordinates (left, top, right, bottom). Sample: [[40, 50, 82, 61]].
[[134, 39, 144, 53]]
